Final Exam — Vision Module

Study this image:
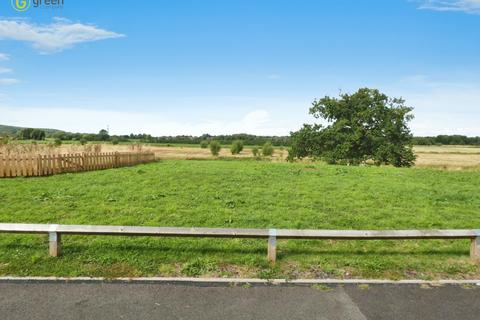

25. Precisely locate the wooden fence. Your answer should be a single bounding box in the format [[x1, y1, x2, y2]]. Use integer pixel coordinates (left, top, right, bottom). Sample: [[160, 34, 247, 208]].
[[0, 152, 156, 178], [0, 223, 479, 263]]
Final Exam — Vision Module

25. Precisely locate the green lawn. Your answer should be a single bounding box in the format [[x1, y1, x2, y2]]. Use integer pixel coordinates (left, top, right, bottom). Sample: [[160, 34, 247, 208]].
[[0, 160, 479, 279]]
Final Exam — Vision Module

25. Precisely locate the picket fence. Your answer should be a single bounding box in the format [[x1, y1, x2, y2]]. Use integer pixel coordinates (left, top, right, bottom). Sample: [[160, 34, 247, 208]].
[[0, 152, 156, 178]]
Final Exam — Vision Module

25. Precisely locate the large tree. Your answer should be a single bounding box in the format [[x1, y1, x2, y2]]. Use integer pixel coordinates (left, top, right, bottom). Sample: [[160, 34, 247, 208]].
[[289, 88, 416, 167], [30, 129, 46, 140], [19, 128, 45, 140], [97, 129, 110, 141]]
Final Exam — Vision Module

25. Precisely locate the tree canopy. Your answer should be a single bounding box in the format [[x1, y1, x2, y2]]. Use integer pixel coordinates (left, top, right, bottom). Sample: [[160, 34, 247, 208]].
[[289, 88, 416, 167], [19, 128, 46, 140]]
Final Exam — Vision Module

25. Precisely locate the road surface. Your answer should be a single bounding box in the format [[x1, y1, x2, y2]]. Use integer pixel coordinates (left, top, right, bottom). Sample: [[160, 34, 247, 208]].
[[0, 281, 479, 319]]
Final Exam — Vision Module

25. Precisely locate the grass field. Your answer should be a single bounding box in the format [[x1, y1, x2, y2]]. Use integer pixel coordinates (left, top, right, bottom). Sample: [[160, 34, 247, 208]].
[[1, 160, 479, 279], [2, 141, 479, 169], [414, 145, 480, 170]]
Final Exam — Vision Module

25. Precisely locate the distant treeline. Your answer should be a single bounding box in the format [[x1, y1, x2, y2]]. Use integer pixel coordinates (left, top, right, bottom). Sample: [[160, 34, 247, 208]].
[[2, 126, 479, 147], [107, 133, 480, 146], [2, 129, 291, 146], [412, 135, 480, 146], [125, 133, 291, 146]]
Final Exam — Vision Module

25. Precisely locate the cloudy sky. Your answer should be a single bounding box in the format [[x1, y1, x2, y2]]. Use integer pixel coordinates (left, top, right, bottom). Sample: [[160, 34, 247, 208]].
[[0, 0, 479, 136]]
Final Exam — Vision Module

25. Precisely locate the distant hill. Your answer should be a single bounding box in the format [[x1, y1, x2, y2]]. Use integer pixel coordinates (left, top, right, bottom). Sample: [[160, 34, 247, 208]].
[[0, 124, 62, 137]]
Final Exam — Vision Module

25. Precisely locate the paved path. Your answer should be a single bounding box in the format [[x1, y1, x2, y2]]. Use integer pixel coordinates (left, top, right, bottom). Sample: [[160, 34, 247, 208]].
[[0, 281, 479, 319]]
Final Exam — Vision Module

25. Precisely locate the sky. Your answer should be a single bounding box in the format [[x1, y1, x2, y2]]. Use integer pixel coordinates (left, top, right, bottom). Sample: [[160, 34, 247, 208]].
[[0, 0, 479, 136]]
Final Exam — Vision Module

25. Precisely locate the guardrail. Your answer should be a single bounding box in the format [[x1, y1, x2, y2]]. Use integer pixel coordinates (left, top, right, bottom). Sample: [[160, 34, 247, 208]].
[[0, 223, 479, 263]]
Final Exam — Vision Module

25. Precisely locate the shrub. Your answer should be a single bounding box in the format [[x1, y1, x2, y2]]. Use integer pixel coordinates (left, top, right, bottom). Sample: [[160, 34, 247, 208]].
[[54, 138, 62, 146], [111, 137, 119, 145], [200, 140, 209, 148], [79, 138, 87, 145], [262, 142, 274, 157], [252, 147, 259, 157], [209, 140, 221, 156], [286, 148, 295, 162], [230, 140, 244, 155]]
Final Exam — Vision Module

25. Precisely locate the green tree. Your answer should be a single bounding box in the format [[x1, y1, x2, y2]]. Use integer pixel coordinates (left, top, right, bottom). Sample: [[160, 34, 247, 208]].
[[31, 129, 46, 140], [53, 131, 66, 140], [262, 141, 274, 157], [289, 88, 416, 167], [200, 140, 209, 148], [97, 129, 110, 141], [54, 138, 62, 146], [209, 140, 221, 156], [230, 140, 244, 155], [19, 128, 34, 140]]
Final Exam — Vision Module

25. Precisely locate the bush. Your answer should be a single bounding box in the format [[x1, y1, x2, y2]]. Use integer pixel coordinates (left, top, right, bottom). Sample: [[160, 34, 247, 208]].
[[230, 140, 244, 155], [252, 147, 259, 157], [209, 140, 221, 156], [111, 137, 119, 145], [286, 148, 295, 162], [200, 140, 209, 148], [262, 142, 274, 157], [79, 138, 87, 145], [54, 138, 62, 146]]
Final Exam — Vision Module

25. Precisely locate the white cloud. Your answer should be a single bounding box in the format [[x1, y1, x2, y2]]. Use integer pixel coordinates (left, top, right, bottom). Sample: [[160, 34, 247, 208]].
[[417, 0, 480, 14], [0, 78, 19, 85], [0, 67, 12, 74], [0, 106, 292, 136], [0, 18, 125, 53], [0, 53, 9, 61], [384, 75, 480, 136], [408, 89, 480, 136], [242, 110, 270, 130]]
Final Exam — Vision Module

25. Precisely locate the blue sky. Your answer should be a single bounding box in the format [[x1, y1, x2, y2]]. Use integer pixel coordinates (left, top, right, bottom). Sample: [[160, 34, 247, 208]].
[[0, 0, 479, 136]]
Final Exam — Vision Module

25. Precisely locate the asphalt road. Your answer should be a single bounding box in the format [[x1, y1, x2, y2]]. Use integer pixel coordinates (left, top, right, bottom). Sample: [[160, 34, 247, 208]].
[[0, 281, 479, 319]]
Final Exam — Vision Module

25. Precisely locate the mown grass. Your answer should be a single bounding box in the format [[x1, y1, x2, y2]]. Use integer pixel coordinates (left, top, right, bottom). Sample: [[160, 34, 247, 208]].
[[0, 160, 479, 279]]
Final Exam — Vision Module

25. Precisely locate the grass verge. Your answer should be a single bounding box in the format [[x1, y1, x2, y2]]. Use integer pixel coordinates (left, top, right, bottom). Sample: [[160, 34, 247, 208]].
[[0, 160, 479, 279]]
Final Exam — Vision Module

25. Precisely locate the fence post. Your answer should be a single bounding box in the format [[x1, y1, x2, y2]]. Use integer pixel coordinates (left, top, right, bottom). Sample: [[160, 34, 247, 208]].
[[470, 235, 480, 260], [268, 229, 277, 264], [36, 155, 42, 176], [49, 231, 61, 257], [0, 155, 4, 178]]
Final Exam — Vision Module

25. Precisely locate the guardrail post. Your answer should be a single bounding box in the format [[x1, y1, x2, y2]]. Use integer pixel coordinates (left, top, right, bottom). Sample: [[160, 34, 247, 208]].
[[470, 236, 480, 260], [49, 232, 61, 257], [268, 229, 277, 263]]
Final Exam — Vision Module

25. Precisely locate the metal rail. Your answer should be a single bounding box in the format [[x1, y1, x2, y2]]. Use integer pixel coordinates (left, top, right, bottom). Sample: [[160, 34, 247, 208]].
[[0, 223, 479, 263]]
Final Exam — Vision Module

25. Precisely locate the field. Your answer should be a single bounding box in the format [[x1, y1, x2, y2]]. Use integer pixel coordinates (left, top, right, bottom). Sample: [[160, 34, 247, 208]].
[[414, 145, 480, 170], [1, 160, 480, 279], [2, 141, 480, 169]]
